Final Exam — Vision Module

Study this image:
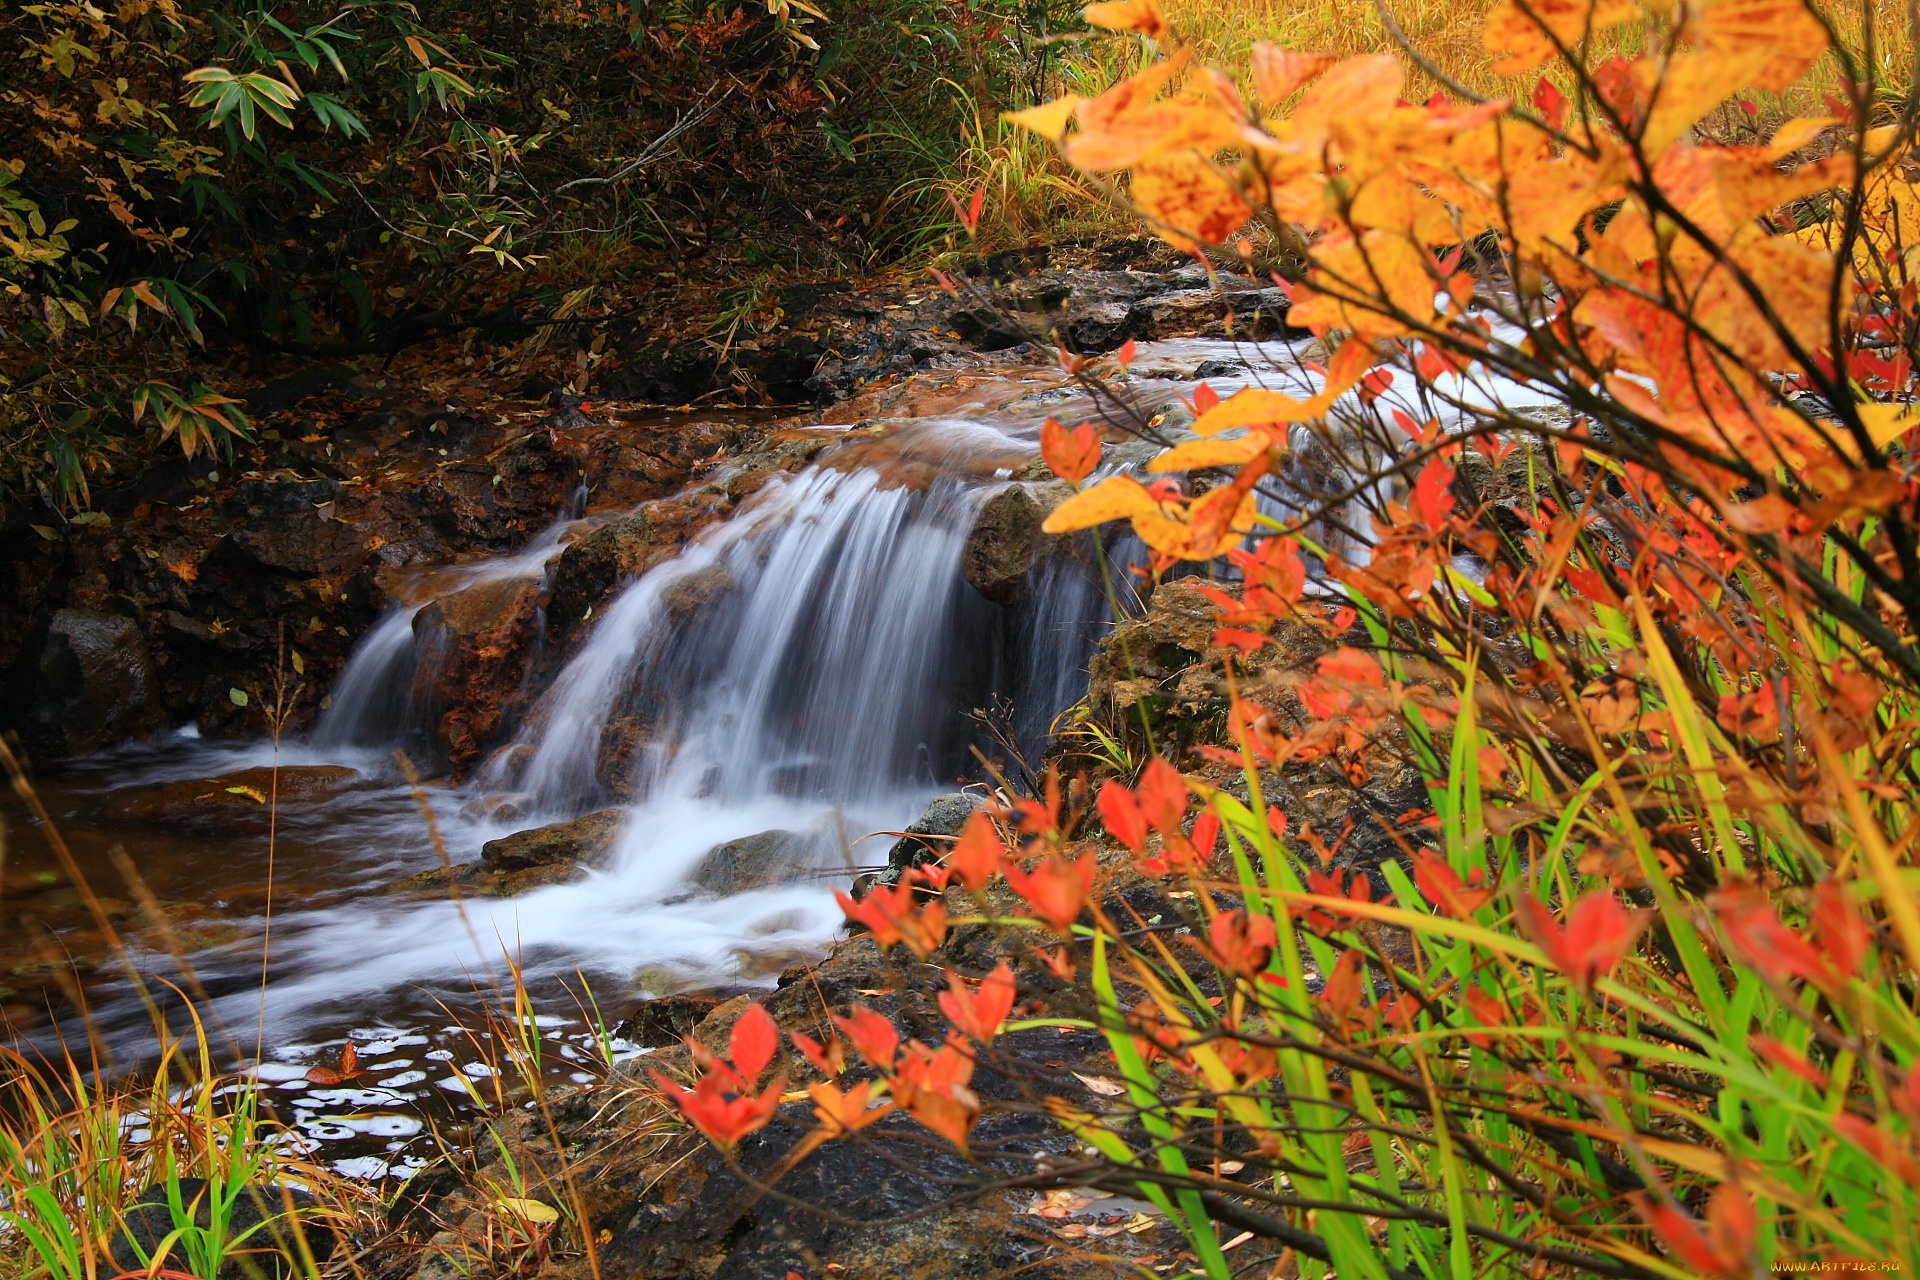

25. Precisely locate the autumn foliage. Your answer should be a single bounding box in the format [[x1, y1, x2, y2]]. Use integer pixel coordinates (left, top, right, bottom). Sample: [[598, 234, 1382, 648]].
[[651, 0, 1920, 1273]]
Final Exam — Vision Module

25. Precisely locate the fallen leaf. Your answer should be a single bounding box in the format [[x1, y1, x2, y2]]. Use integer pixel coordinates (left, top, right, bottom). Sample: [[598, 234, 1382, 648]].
[[497, 1196, 559, 1224], [1073, 1072, 1127, 1096]]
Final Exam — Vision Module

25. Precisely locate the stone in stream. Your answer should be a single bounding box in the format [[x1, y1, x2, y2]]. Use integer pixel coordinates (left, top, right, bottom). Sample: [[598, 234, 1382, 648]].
[[99, 765, 360, 828], [481, 807, 626, 873], [409, 573, 545, 771], [110, 1177, 335, 1280], [960, 481, 1072, 606], [689, 829, 825, 895], [386, 807, 625, 897], [2, 608, 165, 756]]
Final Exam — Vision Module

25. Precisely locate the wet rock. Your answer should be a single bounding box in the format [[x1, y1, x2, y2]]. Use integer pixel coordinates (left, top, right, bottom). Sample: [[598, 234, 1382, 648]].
[[480, 808, 625, 873], [690, 829, 822, 894], [586, 418, 736, 507], [962, 481, 1071, 606], [100, 766, 360, 828], [389, 808, 625, 898], [222, 478, 369, 576], [241, 365, 360, 414], [545, 510, 660, 632], [111, 1178, 335, 1279], [409, 574, 544, 770], [616, 993, 723, 1047], [858, 792, 985, 895], [3, 608, 164, 756]]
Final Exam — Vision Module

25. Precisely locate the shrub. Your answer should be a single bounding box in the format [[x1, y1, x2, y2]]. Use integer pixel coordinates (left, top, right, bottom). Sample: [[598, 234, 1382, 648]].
[[657, 0, 1920, 1274]]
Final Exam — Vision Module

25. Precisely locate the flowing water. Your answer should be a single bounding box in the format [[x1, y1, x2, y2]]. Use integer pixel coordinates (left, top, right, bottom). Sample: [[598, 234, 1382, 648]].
[[4, 335, 1422, 1174]]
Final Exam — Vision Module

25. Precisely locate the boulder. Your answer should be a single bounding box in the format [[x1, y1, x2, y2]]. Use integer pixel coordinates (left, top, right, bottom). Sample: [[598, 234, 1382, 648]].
[[858, 792, 985, 895], [545, 510, 661, 633], [3, 608, 164, 756], [690, 829, 822, 894], [388, 808, 625, 898], [410, 574, 544, 770], [100, 766, 359, 828], [480, 808, 625, 873], [962, 481, 1071, 606], [110, 1178, 335, 1280], [616, 994, 723, 1047], [222, 478, 369, 576]]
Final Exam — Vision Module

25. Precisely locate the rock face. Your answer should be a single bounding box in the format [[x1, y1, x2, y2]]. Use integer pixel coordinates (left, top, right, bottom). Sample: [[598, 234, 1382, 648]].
[[100, 765, 360, 828], [689, 828, 823, 894], [3, 608, 164, 756], [480, 808, 625, 873], [221, 477, 368, 576], [409, 574, 545, 770], [962, 481, 1071, 606], [1085, 579, 1325, 759]]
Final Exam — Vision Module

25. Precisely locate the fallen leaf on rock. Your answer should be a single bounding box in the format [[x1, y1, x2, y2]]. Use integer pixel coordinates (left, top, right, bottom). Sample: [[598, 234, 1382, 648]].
[[1074, 1072, 1127, 1096], [1028, 1187, 1115, 1218], [497, 1196, 559, 1224]]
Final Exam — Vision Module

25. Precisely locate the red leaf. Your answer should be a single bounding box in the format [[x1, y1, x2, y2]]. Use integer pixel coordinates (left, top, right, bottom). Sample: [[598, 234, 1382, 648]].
[[1411, 849, 1492, 917], [1191, 381, 1220, 414], [946, 810, 1005, 890], [1039, 416, 1102, 484], [833, 1005, 899, 1072], [729, 1004, 779, 1084], [1003, 851, 1096, 932], [1115, 337, 1137, 369], [1517, 892, 1644, 989], [939, 961, 1016, 1042], [1134, 758, 1188, 834], [1200, 909, 1276, 977], [789, 1030, 845, 1077], [1097, 780, 1149, 852], [1411, 457, 1456, 528]]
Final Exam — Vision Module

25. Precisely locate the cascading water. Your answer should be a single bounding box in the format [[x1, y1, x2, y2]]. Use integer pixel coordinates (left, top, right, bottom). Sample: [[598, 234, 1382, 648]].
[[310, 516, 584, 755], [60, 340, 1311, 1050]]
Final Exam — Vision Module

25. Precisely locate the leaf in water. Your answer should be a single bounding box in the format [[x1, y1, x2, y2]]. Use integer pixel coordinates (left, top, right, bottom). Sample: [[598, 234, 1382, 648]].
[[224, 786, 267, 803], [306, 1041, 369, 1084], [229, 687, 250, 707]]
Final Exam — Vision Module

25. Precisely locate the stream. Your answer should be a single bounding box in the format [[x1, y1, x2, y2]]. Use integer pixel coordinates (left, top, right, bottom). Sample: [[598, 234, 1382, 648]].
[[1, 336, 1377, 1177]]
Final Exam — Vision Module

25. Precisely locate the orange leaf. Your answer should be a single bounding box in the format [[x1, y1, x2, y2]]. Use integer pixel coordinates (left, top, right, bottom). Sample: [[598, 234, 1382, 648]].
[[939, 961, 1017, 1041], [1040, 417, 1102, 483], [1081, 0, 1168, 40], [1483, 0, 1638, 75], [946, 810, 1005, 890], [1249, 45, 1337, 107], [1004, 851, 1096, 932], [1041, 474, 1160, 532], [1131, 152, 1251, 253]]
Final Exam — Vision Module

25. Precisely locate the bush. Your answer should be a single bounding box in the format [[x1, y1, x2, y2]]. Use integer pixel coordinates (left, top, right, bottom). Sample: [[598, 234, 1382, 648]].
[[656, 0, 1920, 1274]]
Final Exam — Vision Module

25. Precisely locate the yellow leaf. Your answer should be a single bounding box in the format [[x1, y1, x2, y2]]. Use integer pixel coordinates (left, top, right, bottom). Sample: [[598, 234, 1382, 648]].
[[1690, 0, 1830, 91], [1147, 436, 1268, 471], [1634, 51, 1774, 157], [1040, 475, 1159, 532], [1131, 152, 1251, 252], [496, 1196, 560, 1224], [1003, 96, 1082, 142], [224, 786, 267, 803], [1768, 116, 1839, 159], [1858, 402, 1916, 450], [1082, 0, 1168, 39], [1483, 0, 1637, 75]]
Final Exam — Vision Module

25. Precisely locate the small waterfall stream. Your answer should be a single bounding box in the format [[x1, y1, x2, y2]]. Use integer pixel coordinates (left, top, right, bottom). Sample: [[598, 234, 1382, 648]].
[[50, 339, 1320, 1058]]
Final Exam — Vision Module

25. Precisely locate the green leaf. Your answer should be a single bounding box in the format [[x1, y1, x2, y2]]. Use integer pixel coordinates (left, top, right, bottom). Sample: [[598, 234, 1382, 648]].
[[229, 688, 250, 707]]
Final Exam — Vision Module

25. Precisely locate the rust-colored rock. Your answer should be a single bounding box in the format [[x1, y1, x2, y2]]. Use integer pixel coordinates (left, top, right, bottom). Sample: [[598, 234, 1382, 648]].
[[100, 765, 360, 828], [410, 574, 544, 771]]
